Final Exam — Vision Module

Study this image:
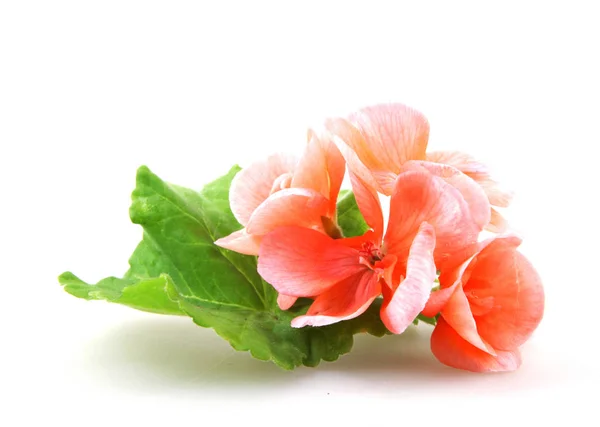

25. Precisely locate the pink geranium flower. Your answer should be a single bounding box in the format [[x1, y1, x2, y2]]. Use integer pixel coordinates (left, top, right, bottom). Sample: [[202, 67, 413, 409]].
[[326, 103, 512, 231], [257, 167, 490, 332], [215, 130, 345, 256], [422, 235, 545, 372]]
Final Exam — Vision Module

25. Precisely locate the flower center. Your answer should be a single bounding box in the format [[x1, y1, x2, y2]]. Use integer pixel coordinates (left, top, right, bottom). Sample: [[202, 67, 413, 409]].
[[359, 241, 384, 266]]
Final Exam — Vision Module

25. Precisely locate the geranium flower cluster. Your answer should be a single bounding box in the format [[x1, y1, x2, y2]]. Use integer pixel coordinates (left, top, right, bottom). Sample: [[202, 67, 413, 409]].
[[215, 103, 544, 373]]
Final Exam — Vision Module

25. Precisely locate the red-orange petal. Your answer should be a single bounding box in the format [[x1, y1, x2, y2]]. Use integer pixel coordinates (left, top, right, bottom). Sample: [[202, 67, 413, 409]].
[[431, 317, 522, 373], [464, 238, 545, 351], [258, 226, 364, 297], [291, 269, 380, 327], [380, 223, 436, 334], [229, 153, 297, 226], [349, 171, 384, 242]]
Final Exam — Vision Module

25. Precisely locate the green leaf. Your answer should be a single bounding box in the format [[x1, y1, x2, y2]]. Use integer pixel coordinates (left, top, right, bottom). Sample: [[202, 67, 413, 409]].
[[336, 189, 369, 238], [60, 166, 389, 369]]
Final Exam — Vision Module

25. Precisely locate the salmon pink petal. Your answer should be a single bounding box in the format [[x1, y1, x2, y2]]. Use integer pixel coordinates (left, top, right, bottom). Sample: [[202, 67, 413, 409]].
[[441, 285, 496, 355], [426, 150, 514, 223], [384, 171, 480, 266], [325, 118, 384, 193], [258, 226, 364, 297], [349, 172, 384, 242], [245, 188, 329, 235], [277, 294, 298, 310], [214, 229, 262, 256], [380, 223, 436, 334], [421, 282, 459, 317], [230, 153, 297, 225], [291, 269, 380, 327], [348, 103, 430, 172], [291, 132, 329, 201], [464, 238, 545, 350], [400, 161, 491, 230], [431, 317, 522, 372]]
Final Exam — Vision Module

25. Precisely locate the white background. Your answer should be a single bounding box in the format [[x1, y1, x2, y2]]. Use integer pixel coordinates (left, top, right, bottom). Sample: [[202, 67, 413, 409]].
[[1, 1, 598, 425]]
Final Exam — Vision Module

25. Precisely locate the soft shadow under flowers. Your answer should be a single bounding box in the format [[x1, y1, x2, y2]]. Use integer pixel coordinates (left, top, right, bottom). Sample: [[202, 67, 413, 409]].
[[81, 315, 552, 395]]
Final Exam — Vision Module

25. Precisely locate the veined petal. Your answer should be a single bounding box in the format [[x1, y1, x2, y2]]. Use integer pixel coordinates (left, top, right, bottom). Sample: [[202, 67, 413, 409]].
[[291, 132, 329, 202], [441, 285, 496, 355], [291, 269, 380, 327], [277, 294, 298, 310], [381, 223, 436, 334], [325, 118, 384, 194], [400, 161, 491, 230], [431, 317, 522, 373], [349, 171, 384, 242], [214, 229, 262, 256], [426, 150, 514, 225], [246, 188, 329, 235], [384, 171, 480, 266], [348, 103, 430, 173], [230, 153, 297, 225], [486, 208, 509, 233], [464, 237, 545, 351], [258, 226, 364, 297]]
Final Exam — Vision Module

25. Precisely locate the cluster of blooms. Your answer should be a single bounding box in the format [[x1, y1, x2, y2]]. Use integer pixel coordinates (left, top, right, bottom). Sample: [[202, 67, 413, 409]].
[[215, 103, 544, 372]]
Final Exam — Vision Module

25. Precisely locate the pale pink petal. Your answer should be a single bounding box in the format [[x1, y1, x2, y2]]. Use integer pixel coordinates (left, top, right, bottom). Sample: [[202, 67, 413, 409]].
[[245, 188, 329, 235], [230, 153, 297, 225], [384, 171, 480, 267], [464, 237, 545, 351], [214, 229, 262, 256], [291, 269, 380, 327], [400, 161, 491, 230], [349, 171, 384, 242], [426, 150, 514, 228], [258, 226, 364, 297], [323, 134, 346, 217], [349, 103, 430, 172], [486, 208, 509, 233], [277, 294, 298, 310], [431, 317, 522, 373], [380, 223, 436, 334]]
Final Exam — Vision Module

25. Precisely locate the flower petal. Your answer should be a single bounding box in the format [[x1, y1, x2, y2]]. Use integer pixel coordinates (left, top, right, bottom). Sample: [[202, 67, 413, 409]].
[[441, 285, 496, 355], [245, 188, 329, 235], [230, 153, 297, 225], [431, 317, 522, 373], [384, 170, 480, 266], [380, 223, 436, 334], [291, 132, 330, 202], [464, 237, 545, 350], [325, 117, 384, 193], [400, 161, 491, 230], [291, 269, 380, 327], [214, 229, 262, 256], [348, 103, 430, 172], [277, 294, 298, 310], [258, 226, 364, 297], [421, 281, 459, 318], [349, 171, 384, 242], [486, 208, 509, 233]]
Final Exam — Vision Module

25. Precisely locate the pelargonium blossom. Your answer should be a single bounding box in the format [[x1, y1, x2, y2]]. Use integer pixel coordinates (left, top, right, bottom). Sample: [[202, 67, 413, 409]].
[[326, 103, 512, 232], [422, 235, 545, 372], [257, 165, 490, 333]]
